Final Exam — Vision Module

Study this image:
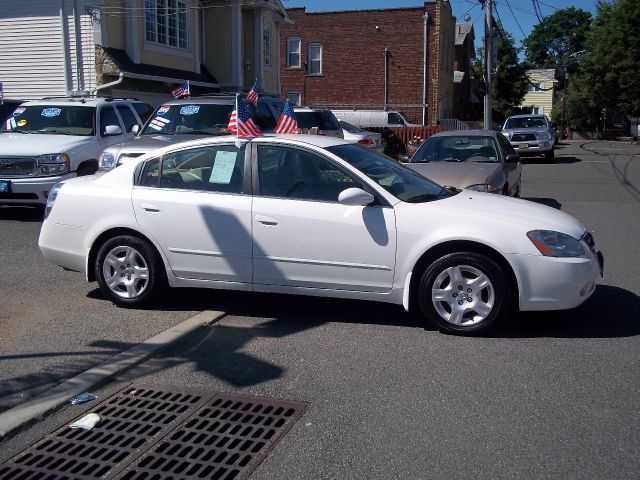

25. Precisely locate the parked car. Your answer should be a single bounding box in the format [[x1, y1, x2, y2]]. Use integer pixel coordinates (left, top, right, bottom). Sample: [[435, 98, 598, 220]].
[[406, 130, 522, 197], [0, 96, 150, 205], [39, 135, 603, 336], [501, 114, 555, 160], [339, 120, 383, 154], [332, 109, 417, 128], [293, 107, 343, 138], [99, 95, 285, 170], [0, 99, 25, 125]]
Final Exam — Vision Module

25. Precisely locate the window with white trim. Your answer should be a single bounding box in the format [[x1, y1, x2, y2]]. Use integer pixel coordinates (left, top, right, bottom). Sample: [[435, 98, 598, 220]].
[[263, 23, 272, 66], [287, 37, 301, 68], [287, 92, 301, 106], [308, 43, 322, 75], [145, 0, 188, 50], [530, 82, 544, 92]]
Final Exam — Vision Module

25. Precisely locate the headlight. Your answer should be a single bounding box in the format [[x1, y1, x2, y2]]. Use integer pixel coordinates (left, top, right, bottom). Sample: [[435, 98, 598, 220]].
[[466, 183, 500, 193], [536, 131, 551, 140], [99, 151, 117, 170], [44, 182, 65, 219], [527, 230, 586, 257], [37, 153, 70, 176]]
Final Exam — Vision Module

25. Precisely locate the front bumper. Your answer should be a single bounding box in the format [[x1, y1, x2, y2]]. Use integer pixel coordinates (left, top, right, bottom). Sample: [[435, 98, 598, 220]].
[[509, 140, 553, 155], [507, 249, 603, 311], [0, 174, 74, 205]]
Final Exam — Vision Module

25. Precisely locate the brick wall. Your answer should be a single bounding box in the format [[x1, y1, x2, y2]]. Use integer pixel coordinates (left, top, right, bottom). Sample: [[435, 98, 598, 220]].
[[280, 1, 454, 125]]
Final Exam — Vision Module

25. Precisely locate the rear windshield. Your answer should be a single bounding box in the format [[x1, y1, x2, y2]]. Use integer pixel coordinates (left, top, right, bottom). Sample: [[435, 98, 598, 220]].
[[296, 111, 341, 131], [1, 105, 95, 135], [142, 102, 276, 136], [504, 117, 547, 129], [339, 121, 362, 134]]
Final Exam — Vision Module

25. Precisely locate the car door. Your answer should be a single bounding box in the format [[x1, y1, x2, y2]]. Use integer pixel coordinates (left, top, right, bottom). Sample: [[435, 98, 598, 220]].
[[496, 133, 522, 193], [251, 143, 396, 293], [132, 143, 253, 284]]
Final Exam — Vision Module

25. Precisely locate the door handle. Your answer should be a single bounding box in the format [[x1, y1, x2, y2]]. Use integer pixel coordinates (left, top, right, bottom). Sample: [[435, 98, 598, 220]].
[[255, 215, 278, 226], [141, 203, 161, 213]]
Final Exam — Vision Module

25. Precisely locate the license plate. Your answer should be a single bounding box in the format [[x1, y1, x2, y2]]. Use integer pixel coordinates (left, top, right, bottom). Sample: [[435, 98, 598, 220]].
[[0, 180, 9, 193], [518, 143, 529, 149]]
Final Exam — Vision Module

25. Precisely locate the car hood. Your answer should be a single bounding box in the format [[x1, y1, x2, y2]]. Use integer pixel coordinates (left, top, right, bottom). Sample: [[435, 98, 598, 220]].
[[114, 133, 217, 154], [408, 162, 502, 189], [438, 191, 586, 237], [503, 127, 545, 134], [0, 133, 91, 155]]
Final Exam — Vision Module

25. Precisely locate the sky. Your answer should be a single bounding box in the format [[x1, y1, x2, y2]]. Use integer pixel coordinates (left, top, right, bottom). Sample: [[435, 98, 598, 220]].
[[283, 0, 600, 53]]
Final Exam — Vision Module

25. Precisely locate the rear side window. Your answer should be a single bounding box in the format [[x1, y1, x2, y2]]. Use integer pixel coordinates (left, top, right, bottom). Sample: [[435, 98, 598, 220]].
[[139, 158, 160, 187], [296, 111, 341, 130], [116, 105, 138, 132]]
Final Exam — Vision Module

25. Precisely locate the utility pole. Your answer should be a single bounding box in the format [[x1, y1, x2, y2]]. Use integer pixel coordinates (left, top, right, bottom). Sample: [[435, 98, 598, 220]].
[[483, 0, 493, 130]]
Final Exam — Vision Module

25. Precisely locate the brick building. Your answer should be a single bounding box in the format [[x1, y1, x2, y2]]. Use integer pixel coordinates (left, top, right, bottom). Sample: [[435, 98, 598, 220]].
[[279, 1, 455, 125]]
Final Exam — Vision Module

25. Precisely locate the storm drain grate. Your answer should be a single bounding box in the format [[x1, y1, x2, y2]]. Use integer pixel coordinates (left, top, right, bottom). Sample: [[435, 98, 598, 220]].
[[1, 386, 308, 480]]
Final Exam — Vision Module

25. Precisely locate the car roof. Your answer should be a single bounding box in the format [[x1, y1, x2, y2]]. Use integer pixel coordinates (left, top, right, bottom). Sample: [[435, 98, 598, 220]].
[[159, 95, 281, 106], [431, 129, 499, 138], [21, 97, 142, 107], [507, 114, 547, 119]]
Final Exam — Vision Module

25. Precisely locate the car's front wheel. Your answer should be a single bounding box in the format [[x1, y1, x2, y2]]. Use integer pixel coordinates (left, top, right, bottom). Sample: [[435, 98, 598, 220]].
[[95, 235, 165, 307], [418, 252, 511, 335]]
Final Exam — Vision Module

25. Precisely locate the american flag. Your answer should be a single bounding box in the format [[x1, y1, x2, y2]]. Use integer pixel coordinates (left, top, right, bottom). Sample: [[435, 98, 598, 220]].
[[227, 95, 262, 137], [171, 80, 190, 99], [245, 79, 259, 105], [274, 100, 299, 134]]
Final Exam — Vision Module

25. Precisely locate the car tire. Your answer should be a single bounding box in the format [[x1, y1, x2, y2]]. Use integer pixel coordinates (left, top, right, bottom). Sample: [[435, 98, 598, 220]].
[[95, 235, 166, 307], [545, 149, 554, 161], [417, 252, 511, 336]]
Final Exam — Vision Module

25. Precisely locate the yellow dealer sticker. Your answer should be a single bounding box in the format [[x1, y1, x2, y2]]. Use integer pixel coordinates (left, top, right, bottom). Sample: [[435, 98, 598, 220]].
[[17, 119, 27, 127]]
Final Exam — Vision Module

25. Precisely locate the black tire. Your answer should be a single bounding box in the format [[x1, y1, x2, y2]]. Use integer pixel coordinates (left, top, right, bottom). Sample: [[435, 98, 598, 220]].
[[95, 235, 166, 307], [544, 149, 554, 161], [417, 252, 511, 336]]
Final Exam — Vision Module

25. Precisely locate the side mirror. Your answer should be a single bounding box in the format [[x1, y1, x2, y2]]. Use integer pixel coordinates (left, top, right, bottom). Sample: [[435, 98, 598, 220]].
[[103, 125, 122, 136], [338, 188, 375, 206], [506, 152, 520, 163], [131, 124, 140, 134], [398, 154, 410, 163]]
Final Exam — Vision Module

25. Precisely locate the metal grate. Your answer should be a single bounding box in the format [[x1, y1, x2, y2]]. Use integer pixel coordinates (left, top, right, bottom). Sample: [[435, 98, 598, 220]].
[[1, 386, 308, 480], [0, 156, 37, 177]]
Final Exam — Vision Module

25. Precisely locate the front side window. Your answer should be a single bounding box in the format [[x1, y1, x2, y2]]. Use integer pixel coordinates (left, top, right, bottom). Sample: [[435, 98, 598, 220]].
[[308, 43, 322, 75], [0, 105, 95, 136], [327, 144, 452, 203], [387, 113, 407, 125], [287, 37, 301, 68], [145, 0, 188, 49], [257, 145, 360, 202], [263, 23, 272, 66], [100, 107, 121, 136], [159, 145, 245, 193]]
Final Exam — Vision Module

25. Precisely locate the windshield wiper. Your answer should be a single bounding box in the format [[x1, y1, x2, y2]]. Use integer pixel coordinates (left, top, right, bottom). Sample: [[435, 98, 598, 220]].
[[405, 193, 438, 203], [443, 157, 464, 162]]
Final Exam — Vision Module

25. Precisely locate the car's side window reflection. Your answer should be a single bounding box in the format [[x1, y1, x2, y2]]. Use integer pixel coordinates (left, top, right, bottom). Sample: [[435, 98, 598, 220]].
[[257, 145, 359, 202], [158, 145, 245, 193]]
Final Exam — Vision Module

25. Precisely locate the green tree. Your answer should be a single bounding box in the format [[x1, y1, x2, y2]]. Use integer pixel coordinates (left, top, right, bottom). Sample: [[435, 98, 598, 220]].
[[472, 21, 528, 125], [567, 0, 640, 131], [522, 7, 592, 80]]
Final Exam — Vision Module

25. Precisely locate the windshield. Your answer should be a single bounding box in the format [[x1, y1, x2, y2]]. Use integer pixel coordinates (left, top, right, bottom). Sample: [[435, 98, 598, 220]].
[[1, 105, 95, 135], [296, 111, 341, 130], [327, 144, 454, 203], [504, 116, 547, 129], [411, 136, 499, 163], [142, 104, 237, 136]]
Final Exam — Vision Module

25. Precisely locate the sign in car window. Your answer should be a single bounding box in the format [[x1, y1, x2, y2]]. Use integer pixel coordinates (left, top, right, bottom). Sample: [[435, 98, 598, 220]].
[[209, 151, 237, 184], [41, 108, 62, 117], [180, 105, 200, 116]]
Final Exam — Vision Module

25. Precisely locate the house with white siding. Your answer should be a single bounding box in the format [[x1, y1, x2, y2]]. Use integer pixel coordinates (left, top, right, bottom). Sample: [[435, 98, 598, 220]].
[[0, 0, 291, 105]]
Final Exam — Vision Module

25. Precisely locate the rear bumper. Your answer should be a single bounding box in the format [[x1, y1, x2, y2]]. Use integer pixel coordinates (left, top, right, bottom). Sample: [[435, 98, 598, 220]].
[[0, 174, 74, 205]]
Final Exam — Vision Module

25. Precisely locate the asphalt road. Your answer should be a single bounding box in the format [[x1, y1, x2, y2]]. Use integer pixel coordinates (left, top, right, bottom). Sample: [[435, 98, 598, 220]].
[[0, 140, 638, 478]]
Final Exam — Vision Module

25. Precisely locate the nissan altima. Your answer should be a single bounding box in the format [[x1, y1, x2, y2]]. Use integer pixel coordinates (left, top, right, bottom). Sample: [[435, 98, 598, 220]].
[[38, 135, 603, 336]]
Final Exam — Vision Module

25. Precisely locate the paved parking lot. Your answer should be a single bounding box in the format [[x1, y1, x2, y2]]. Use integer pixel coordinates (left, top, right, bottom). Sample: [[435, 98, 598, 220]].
[[0, 140, 638, 478]]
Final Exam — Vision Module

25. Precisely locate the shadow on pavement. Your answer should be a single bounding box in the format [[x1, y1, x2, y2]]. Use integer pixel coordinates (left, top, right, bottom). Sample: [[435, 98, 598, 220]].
[[522, 197, 562, 210], [520, 156, 581, 165], [499, 285, 640, 339], [0, 206, 44, 223]]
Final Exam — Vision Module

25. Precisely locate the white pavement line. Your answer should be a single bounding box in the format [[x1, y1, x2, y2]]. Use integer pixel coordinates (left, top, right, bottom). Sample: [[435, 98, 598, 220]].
[[0, 310, 225, 439]]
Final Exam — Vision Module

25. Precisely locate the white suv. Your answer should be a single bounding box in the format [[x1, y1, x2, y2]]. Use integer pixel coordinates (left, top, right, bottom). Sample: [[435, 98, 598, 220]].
[[0, 96, 152, 205]]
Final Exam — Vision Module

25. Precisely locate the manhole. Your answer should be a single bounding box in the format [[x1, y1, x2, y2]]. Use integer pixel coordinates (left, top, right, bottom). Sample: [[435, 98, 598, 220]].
[[0, 385, 308, 480]]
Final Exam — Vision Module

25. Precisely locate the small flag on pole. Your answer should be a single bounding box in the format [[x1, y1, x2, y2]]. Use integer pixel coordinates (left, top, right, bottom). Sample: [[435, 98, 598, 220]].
[[245, 78, 259, 106], [171, 80, 190, 99], [274, 99, 299, 134], [227, 94, 263, 137]]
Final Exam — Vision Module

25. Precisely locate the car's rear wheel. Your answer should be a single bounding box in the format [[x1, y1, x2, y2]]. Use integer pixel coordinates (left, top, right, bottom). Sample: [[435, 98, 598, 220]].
[[95, 235, 165, 307], [418, 252, 511, 335]]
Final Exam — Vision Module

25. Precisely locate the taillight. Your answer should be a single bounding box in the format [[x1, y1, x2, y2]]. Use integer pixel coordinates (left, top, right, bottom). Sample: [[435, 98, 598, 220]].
[[358, 138, 374, 147]]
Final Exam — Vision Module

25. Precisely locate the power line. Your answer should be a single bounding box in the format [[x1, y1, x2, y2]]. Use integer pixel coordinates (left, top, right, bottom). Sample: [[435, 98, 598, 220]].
[[504, 0, 527, 37], [532, 0, 544, 22]]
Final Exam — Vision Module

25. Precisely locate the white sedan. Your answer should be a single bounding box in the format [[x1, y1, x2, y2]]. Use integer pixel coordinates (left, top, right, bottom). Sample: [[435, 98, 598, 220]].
[[38, 135, 603, 335]]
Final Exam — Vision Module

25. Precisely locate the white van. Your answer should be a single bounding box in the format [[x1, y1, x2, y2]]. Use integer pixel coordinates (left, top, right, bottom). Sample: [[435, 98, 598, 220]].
[[331, 110, 417, 128]]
